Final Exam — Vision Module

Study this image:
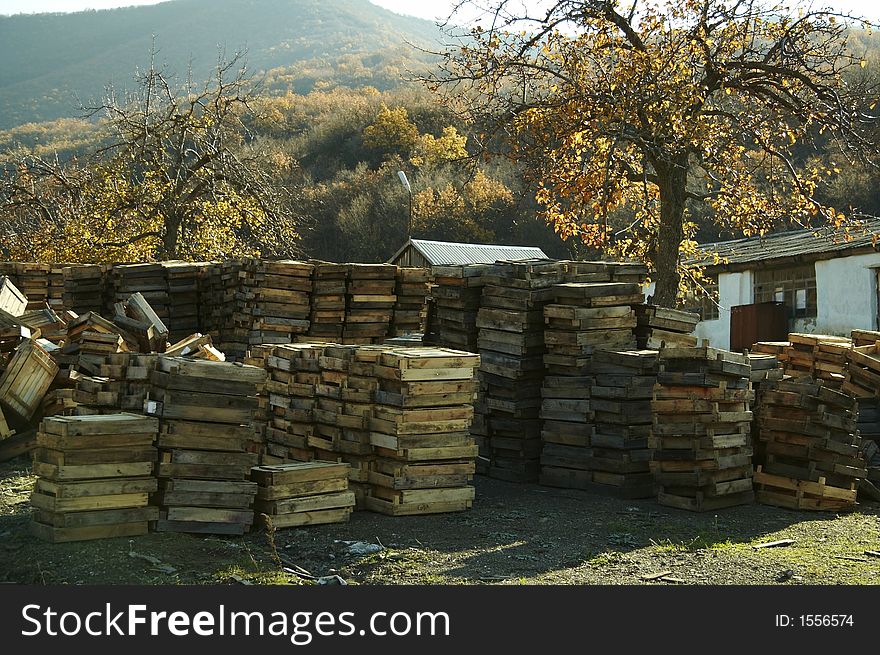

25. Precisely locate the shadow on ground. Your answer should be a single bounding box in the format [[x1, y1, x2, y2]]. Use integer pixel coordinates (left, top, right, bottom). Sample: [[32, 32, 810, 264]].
[[2, 457, 878, 585]]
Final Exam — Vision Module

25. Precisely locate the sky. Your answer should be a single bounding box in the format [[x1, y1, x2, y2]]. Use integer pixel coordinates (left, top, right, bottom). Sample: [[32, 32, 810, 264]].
[[0, 0, 878, 21], [0, 0, 453, 19]]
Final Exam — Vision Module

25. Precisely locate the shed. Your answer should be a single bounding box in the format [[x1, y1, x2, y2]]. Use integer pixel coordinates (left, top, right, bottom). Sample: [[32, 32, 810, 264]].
[[388, 238, 550, 268]]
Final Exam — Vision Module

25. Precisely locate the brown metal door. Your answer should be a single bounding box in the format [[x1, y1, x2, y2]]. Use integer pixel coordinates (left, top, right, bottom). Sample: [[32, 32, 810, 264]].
[[730, 302, 788, 351]]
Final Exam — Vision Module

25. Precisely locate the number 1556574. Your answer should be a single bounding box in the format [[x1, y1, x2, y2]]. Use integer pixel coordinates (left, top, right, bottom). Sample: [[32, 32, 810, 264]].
[[776, 615, 854, 627]]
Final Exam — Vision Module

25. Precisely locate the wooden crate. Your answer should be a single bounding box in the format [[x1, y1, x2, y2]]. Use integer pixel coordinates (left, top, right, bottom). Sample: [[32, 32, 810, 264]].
[[251, 461, 355, 528], [364, 485, 475, 516], [0, 276, 27, 317], [0, 339, 59, 420]]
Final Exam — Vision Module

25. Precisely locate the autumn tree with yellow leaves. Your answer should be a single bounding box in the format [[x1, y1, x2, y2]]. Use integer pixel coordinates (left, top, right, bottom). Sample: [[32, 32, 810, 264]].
[[429, 0, 879, 305]]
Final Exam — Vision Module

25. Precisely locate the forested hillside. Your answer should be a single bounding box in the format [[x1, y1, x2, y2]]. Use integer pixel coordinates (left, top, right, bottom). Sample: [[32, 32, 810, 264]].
[[0, 80, 571, 263], [0, 0, 440, 129], [1, 0, 879, 284]]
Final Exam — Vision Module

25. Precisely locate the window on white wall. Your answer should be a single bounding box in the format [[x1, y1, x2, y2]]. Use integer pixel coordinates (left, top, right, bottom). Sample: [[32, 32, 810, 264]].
[[754, 264, 817, 318], [683, 274, 720, 321]]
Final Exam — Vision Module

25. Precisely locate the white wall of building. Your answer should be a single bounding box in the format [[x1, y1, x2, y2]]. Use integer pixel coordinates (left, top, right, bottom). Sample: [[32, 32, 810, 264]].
[[693, 270, 753, 348], [693, 252, 880, 349], [814, 252, 880, 336]]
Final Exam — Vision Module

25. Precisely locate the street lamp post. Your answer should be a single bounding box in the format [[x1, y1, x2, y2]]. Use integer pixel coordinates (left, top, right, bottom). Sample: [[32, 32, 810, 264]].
[[397, 170, 413, 238]]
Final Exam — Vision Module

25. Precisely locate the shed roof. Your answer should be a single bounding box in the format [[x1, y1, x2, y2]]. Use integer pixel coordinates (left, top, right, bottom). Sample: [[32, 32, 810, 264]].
[[389, 238, 550, 266], [694, 218, 880, 270]]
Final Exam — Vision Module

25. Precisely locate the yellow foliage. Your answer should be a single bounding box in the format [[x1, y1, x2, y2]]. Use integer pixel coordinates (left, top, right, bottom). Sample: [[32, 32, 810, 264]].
[[363, 104, 420, 153], [444, 0, 869, 300], [410, 126, 468, 168], [412, 170, 512, 241]]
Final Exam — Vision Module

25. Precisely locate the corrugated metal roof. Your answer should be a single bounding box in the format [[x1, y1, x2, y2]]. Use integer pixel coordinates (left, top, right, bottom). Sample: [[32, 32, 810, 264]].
[[693, 218, 880, 268], [390, 239, 550, 266]]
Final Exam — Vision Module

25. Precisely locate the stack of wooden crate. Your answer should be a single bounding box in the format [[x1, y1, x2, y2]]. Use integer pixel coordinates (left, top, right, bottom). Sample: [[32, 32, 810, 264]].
[[242, 343, 271, 455], [61, 312, 125, 373], [235, 259, 313, 352], [391, 267, 431, 336], [367, 346, 480, 515], [344, 264, 397, 344], [14, 262, 51, 310], [633, 305, 699, 349], [328, 344, 376, 490], [197, 262, 221, 340], [251, 461, 355, 528], [62, 264, 105, 315], [748, 352, 785, 467], [258, 343, 375, 505], [477, 263, 561, 482], [852, 329, 880, 347], [425, 264, 486, 350], [30, 413, 159, 542], [199, 261, 243, 357], [579, 349, 658, 497], [111, 264, 170, 328], [651, 346, 755, 511], [307, 262, 347, 342], [309, 344, 351, 456], [259, 343, 322, 464], [543, 282, 640, 375], [471, 373, 490, 474], [539, 374, 593, 492], [538, 280, 641, 492], [146, 357, 264, 534], [843, 342, 880, 484], [312, 346, 375, 504], [46, 264, 68, 311], [163, 262, 206, 343], [779, 333, 851, 389], [754, 376, 863, 511]]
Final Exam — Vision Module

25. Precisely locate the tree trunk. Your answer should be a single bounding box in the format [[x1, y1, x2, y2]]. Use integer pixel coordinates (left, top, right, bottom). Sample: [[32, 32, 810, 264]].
[[161, 211, 181, 260], [652, 158, 688, 308]]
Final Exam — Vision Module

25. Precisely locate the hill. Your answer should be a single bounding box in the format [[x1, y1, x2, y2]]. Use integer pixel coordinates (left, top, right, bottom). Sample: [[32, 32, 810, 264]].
[[0, 0, 442, 129]]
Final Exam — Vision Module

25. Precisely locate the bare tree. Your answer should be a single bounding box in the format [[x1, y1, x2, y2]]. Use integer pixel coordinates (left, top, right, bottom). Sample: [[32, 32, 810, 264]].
[[1, 51, 301, 262]]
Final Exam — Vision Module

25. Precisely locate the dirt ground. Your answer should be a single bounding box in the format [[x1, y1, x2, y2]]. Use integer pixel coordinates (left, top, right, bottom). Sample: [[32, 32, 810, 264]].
[[2, 457, 879, 585]]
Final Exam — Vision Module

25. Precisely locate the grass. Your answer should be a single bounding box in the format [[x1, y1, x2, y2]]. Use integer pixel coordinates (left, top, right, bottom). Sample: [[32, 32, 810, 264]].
[[587, 551, 624, 567], [649, 536, 740, 553]]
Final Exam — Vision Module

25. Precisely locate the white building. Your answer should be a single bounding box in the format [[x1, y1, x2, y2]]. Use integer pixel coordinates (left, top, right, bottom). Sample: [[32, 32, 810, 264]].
[[691, 219, 880, 350]]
